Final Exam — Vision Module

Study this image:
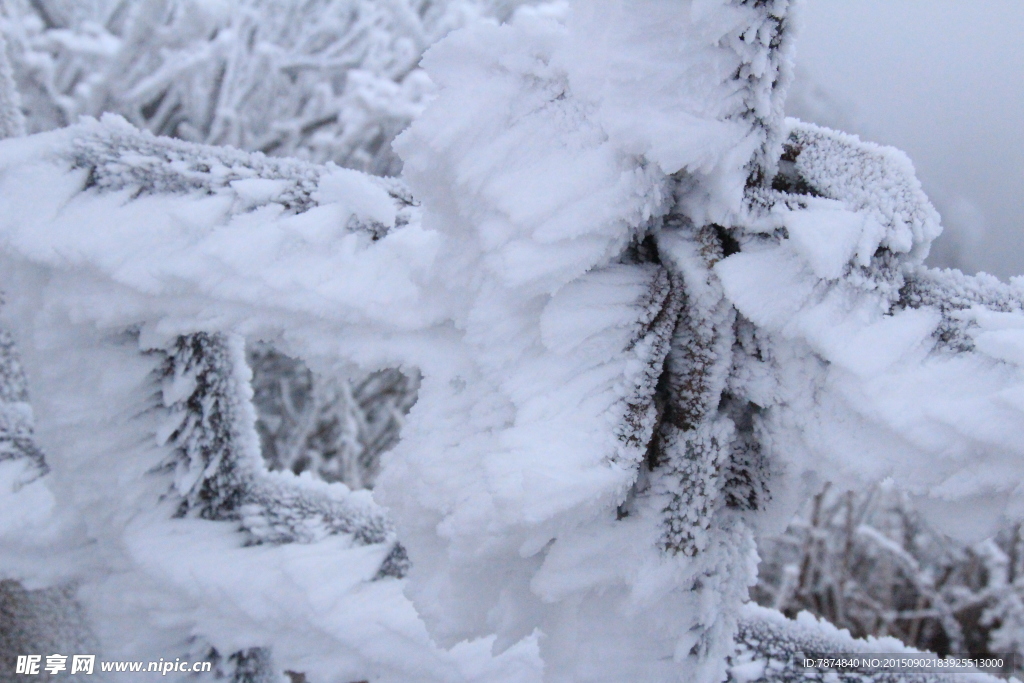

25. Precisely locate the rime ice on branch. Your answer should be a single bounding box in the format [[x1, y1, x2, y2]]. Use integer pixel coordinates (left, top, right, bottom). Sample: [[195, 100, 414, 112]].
[[0, 36, 24, 140], [0, 0, 533, 173], [1, 2, 1024, 682]]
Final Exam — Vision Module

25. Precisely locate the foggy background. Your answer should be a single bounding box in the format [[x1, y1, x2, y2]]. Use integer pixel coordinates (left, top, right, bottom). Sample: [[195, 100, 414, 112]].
[[790, 0, 1024, 278]]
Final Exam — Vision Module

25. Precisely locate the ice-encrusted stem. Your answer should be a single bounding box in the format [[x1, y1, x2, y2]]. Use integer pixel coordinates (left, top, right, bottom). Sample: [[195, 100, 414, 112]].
[[0, 35, 24, 140]]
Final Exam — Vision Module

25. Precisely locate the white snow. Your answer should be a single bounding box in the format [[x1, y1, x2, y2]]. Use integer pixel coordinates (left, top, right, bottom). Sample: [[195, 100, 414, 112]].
[[314, 166, 399, 228], [782, 201, 865, 279], [0, 458, 56, 549], [716, 121, 1024, 544]]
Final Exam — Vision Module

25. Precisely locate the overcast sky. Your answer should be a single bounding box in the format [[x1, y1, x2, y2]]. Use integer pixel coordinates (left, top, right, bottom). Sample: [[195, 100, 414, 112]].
[[792, 0, 1024, 277]]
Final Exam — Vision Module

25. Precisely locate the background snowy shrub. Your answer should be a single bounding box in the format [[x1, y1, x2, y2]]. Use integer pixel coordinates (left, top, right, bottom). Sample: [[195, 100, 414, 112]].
[[754, 484, 1024, 677], [0, 0, 532, 173], [249, 343, 419, 489]]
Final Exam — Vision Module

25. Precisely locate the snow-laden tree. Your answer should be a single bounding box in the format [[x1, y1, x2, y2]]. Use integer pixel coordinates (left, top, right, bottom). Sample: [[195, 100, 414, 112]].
[[0, 0, 532, 173], [1, 1, 1024, 682]]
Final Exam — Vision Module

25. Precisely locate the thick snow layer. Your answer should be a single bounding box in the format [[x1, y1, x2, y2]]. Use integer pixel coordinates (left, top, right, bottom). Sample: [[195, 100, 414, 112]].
[[782, 200, 866, 280], [717, 121, 1024, 541], [786, 121, 942, 260], [383, 3, 797, 681], [0, 114, 538, 681], [557, 0, 769, 174], [0, 116, 446, 338], [0, 253, 542, 682], [551, 0, 796, 227]]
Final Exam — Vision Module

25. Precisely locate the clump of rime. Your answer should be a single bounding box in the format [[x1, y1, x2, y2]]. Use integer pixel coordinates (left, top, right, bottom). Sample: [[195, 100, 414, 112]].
[[384, 1, 797, 680]]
